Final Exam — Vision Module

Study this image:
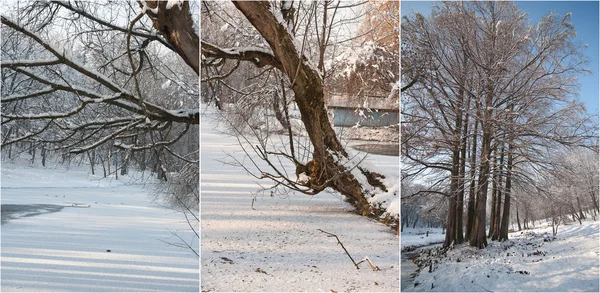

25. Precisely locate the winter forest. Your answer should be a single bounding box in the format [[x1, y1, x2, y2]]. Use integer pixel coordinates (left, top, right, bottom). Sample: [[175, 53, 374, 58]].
[[401, 1, 599, 292], [0, 0, 597, 292], [1, 0, 400, 292]]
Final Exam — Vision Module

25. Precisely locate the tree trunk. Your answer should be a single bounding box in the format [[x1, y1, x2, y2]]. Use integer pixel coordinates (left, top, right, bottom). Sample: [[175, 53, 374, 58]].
[[120, 151, 129, 176], [141, 1, 199, 74], [31, 144, 36, 164], [577, 197, 585, 220], [272, 84, 290, 130], [470, 124, 491, 248], [232, 1, 386, 216], [41, 143, 46, 167], [465, 119, 479, 241], [87, 150, 95, 175], [456, 108, 469, 244], [589, 187, 599, 212], [516, 204, 522, 231], [492, 140, 505, 240], [444, 187, 457, 247], [99, 152, 107, 178], [489, 146, 497, 238], [498, 141, 513, 241]]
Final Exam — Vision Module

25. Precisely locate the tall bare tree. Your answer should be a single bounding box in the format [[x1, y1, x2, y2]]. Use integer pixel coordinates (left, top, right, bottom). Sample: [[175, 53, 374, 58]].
[[402, 1, 596, 248]]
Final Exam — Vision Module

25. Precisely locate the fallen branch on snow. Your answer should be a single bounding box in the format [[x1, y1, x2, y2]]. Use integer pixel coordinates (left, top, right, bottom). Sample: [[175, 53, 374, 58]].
[[317, 229, 380, 271]]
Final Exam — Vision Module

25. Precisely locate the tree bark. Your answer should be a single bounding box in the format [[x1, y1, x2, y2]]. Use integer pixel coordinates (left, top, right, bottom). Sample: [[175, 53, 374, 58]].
[[141, 1, 199, 74]]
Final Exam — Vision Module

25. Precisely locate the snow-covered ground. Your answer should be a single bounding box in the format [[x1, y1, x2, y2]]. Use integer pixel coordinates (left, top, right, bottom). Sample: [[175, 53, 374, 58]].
[[200, 113, 399, 292], [1, 160, 199, 292], [404, 219, 600, 292], [401, 228, 445, 249]]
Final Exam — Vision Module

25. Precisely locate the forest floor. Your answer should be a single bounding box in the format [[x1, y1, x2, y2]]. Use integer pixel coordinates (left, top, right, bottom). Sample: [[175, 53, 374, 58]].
[[403, 218, 599, 292], [200, 112, 399, 292], [0, 159, 199, 291]]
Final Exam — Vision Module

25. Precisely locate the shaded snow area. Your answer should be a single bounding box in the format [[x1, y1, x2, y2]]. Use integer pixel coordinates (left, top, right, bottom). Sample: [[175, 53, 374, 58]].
[[200, 113, 399, 292], [1, 162, 199, 292], [404, 219, 599, 292]]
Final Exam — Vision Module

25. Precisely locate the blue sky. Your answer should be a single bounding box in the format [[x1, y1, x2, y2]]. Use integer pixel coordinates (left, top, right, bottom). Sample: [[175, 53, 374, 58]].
[[401, 1, 600, 115]]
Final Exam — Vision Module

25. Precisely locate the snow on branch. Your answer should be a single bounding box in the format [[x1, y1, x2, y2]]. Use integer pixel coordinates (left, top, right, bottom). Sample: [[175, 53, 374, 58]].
[[201, 40, 282, 70], [69, 119, 145, 154], [0, 14, 198, 125], [114, 123, 190, 151], [1, 103, 86, 120], [1, 87, 57, 103], [1, 58, 61, 67]]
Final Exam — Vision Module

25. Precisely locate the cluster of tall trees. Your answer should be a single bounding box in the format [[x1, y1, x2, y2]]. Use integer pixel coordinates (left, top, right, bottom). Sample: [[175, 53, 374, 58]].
[[402, 2, 597, 248]]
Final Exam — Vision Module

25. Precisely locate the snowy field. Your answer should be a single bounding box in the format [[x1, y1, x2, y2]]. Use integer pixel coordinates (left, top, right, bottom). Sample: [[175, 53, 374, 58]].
[[200, 113, 399, 292], [401, 228, 445, 249], [1, 161, 199, 292], [405, 218, 600, 292]]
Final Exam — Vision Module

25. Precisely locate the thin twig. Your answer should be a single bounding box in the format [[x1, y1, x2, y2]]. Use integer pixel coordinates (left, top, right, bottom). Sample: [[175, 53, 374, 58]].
[[317, 229, 359, 270], [356, 256, 380, 271]]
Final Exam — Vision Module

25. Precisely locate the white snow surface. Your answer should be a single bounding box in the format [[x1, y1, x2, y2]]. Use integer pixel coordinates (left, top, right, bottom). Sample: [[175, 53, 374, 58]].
[[1, 160, 199, 292], [401, 228, 445, 249], [165, 0, 184, 10], [405, 219, 600, 292], [200, 112, 399, 292]]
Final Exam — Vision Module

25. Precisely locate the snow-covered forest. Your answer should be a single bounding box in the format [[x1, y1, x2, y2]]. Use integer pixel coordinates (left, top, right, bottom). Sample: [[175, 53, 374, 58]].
[[401, 1, 599, 291], [2, 0, 400, 292], [2, 0, 598, 292]]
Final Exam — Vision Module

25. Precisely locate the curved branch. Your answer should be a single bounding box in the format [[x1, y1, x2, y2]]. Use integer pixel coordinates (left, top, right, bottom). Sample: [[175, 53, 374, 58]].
[[201, 41, 283, 70]]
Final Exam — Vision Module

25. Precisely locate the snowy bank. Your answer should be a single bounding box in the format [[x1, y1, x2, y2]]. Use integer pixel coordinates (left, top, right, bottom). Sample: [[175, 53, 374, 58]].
[[405, 219, 599, 292]]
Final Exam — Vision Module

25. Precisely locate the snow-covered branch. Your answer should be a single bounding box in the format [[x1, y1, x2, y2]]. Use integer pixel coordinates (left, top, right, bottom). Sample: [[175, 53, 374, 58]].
[[201, 40, 282, 70]]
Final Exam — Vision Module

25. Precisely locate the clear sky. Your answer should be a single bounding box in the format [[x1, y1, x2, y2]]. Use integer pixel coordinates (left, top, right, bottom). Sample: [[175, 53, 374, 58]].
[[401, 1, 600, 116]]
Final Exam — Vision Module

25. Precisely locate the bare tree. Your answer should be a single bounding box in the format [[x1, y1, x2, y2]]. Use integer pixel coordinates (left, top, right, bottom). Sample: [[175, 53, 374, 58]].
[[201, 1, 398, 222], [402, 1, 596, 248]]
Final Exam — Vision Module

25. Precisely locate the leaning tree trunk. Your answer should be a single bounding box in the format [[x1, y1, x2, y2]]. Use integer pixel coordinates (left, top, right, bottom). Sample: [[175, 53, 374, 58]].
[[231, 1, 386, 215], [140, 1, 199, 74], [142, 1, 387, 216]]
